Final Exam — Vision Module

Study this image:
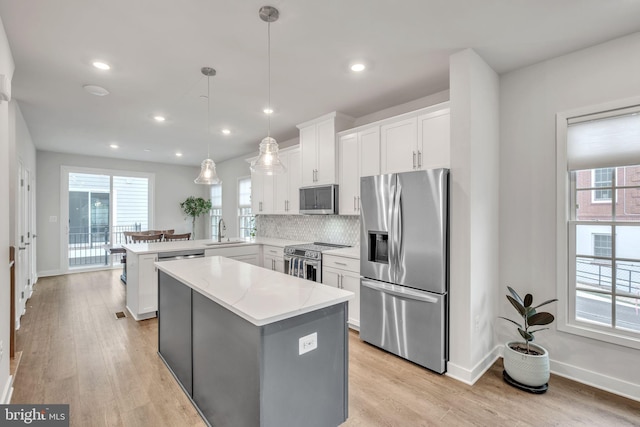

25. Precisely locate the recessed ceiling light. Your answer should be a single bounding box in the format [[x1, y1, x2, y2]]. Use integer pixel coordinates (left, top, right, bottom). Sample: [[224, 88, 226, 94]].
[[154, 116, 166, 122], [263, 108, 273, 115], [175, 152, 183, 157], [350, 63, 366, 72], [92, 61, 111, 70], [143, 149, 151, 152], [83, 84, 109, 96], [110, 144, 119, 149], [222, 129, 231, 135]]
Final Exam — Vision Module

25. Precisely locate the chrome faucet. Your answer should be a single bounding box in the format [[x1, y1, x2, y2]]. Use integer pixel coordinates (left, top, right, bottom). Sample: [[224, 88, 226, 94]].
[[217, 218, 226, 242]]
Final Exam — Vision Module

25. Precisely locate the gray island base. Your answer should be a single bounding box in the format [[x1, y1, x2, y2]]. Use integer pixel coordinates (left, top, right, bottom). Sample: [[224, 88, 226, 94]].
[[156, 258, 350, 427]]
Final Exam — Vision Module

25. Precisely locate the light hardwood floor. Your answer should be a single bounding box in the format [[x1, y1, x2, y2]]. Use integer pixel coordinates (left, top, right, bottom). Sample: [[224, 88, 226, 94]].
[[11, 270, 640, 426]]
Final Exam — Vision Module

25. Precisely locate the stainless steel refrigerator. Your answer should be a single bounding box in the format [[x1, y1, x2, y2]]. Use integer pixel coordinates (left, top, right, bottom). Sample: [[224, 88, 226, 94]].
[[359, 169, 449, 373]]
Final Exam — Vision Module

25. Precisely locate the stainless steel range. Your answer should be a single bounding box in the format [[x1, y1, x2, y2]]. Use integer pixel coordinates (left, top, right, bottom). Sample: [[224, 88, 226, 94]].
[[283, 242, 350, 282]]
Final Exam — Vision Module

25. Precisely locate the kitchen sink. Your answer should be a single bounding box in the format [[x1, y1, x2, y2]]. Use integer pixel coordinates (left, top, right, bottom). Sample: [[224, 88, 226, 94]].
[[204, 238, 249, 246]]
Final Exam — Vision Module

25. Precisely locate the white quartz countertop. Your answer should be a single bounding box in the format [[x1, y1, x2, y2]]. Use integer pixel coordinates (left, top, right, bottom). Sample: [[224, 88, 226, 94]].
[[156, 256, 353, 326], [325, 245, 360, 259], [123, 237, 305, 255]]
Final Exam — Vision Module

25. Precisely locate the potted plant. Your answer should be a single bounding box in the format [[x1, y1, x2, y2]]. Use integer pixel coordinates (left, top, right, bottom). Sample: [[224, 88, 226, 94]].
[[180, 196, 212, 240], [500, 286, 557, 391]]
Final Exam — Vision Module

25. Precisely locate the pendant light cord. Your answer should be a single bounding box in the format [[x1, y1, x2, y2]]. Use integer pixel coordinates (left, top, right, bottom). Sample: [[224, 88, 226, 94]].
[[207, 74, 211, 158], [267, 19, 271, 139]]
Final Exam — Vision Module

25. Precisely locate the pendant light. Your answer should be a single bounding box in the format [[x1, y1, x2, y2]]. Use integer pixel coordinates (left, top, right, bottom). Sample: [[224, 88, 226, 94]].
[[250, 5, 286, 175], [194, 67, 222, 185]]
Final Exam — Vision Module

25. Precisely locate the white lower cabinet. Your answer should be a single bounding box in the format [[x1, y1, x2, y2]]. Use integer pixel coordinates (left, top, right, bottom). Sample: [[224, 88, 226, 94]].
[[205, 245, 260, 266], [262, 245, 284, 273], [323, 254, 360, 329], [125, 252, 159, 321]]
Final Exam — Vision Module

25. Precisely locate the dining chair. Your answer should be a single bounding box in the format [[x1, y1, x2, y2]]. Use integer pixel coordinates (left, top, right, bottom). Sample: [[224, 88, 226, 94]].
[[131, 233, 163, 243], [164, 232, 191, 241]]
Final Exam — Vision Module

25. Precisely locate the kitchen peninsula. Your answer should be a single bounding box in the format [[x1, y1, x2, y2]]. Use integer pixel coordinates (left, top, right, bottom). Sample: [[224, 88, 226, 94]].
[[122, 237, 302, 320], [155, 256, 353, 427]]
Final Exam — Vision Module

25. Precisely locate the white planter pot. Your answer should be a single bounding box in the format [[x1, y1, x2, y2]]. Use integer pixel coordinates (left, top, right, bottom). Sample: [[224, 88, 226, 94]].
[[503, 341, 550, 387]]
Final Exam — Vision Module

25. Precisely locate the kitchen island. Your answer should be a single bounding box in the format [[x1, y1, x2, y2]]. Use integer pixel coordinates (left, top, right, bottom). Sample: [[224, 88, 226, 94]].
[[155, 256, 353, 427]]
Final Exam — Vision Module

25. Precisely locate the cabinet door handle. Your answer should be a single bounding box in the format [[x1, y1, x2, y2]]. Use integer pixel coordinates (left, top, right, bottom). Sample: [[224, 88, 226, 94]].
[[334, 261, 348, 266], [353, 196, 356, 211], [357, 196, 360, 211], [413, 151, 417, 169], [418, 150, 422, 168], [260, 201, 263, 212]]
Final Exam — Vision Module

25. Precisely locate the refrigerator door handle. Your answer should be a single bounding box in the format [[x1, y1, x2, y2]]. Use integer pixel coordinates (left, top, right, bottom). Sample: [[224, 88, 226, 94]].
[[361, 279, 439, 304], [391, 179, 402, 278]]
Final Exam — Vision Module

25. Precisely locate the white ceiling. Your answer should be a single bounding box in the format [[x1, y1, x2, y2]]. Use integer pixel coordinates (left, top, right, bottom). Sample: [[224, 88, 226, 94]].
[[2, 0, 640, 166]]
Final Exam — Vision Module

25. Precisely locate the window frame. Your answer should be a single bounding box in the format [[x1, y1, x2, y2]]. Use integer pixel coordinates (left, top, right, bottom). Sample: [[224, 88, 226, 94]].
[[210, 184, 222, 239], [557, 97, 640, 350], [237, 176, 254, 239]]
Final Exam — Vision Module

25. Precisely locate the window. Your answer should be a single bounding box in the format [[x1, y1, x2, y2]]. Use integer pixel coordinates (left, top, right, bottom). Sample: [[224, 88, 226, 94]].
[[592, 168, 614, 202], [558, 101, 640, 349], [238, 177, 254, 238], [593, 233, 612, 257], [210, 184, 222, 238]]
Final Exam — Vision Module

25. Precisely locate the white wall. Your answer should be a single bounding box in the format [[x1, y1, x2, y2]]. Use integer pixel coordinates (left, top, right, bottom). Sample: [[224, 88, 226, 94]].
[[0, 15, 14, 404], [36, 151, 205, 276], [353, 90, 450, 127], [448, 49, 500, 384], [500, 32, 640, 399]]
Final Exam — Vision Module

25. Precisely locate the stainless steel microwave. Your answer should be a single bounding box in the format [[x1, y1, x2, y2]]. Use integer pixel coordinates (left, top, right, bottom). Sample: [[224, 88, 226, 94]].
[[299, 184, 338, 214]]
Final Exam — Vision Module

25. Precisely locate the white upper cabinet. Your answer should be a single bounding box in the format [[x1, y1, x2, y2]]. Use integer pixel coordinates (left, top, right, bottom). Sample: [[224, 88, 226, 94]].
[[379, 103, 450, 174], [274, 147, 301, 214], [339, 133, 358, 215], [250, 171, 274, 215], [298, 112, 354, 186], [338, 127, 380, 215], [381, 116, 418, 174], [249, 146, 300, 216], [417, 108, 450, 170]]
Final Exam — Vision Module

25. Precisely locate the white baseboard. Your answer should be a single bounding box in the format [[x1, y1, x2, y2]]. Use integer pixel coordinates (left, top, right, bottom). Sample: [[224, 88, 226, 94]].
[[37, 269, 62, 278], [446, 345, 501, 385], [550, 358, 640, 403], [1, 374, 13, 404]]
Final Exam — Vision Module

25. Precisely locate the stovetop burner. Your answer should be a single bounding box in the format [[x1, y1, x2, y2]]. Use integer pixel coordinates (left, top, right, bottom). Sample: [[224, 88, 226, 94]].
[[284, 242, 350, 259]]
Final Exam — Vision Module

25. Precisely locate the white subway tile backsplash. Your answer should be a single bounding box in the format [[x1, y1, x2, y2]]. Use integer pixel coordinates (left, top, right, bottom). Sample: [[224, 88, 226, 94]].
[[255, 215, 359, 246]]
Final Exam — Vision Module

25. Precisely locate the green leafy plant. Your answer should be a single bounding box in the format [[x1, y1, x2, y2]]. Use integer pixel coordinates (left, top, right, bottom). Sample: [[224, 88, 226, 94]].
[[249, 217, 257, 238], [180, 196, 212, 239], [500, 286, 558, 354]]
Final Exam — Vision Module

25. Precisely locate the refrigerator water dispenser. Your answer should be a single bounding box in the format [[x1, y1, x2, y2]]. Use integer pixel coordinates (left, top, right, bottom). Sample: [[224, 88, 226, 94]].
[[368, 232, 388, 263]]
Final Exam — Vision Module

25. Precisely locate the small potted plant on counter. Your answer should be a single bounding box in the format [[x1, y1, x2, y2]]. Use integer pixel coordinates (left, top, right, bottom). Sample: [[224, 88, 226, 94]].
[[180, 196, 212, 240], [500, 286, 557, 393]]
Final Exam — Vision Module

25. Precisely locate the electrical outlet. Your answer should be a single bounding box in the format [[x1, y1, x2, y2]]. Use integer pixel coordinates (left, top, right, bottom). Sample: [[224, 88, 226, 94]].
[[0, 340, 3, 361], [299, 332, 318, 355], [49, 216, 57, 223], [474, 315, 480, 332]]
